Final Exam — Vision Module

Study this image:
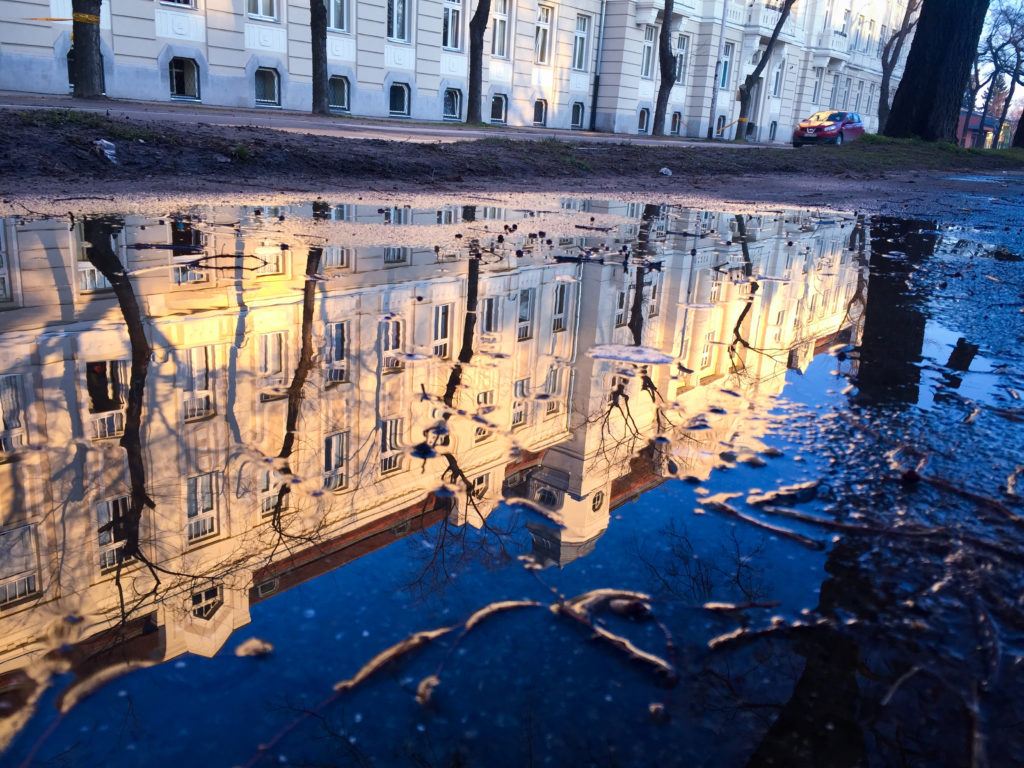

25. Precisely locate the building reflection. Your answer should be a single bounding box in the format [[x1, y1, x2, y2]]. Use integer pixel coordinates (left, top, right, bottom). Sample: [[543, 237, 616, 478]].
[[0, 199, 867, 748]]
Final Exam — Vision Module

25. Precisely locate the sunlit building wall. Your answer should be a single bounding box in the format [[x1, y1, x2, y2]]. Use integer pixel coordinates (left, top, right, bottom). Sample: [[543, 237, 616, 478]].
[[0, 0, 912, 139]]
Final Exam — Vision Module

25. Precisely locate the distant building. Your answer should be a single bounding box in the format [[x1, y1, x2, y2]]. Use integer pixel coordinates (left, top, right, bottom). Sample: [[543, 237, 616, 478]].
[[0, 0, 913, 140]]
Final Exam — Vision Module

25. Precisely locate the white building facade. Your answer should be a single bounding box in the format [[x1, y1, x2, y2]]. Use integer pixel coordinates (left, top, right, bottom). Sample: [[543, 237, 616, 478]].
[[0, 0, 913, 140]]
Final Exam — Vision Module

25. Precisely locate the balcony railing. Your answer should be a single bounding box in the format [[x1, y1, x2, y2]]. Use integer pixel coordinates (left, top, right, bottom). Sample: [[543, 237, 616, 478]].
[[182, 392, 213, 421], [91, 411, 126, 440]]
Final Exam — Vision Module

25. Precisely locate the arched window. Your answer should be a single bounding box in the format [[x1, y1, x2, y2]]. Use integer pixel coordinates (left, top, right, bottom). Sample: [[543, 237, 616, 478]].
[[169, 58, 200, 100], [571, 102, 585, 129], [637, 108, 650, 134], [254, 67, 280, 106], [715, 114, 727, 137], [533, 99, 547, 126], [670, 111, 682, 136], [389, 82, 411, 116], [769, 121, 778, 141], [490, 94, 508, 123], [443, 88, 462, 120], [537, 487, 557, 507], [328, 76, 350, 112]]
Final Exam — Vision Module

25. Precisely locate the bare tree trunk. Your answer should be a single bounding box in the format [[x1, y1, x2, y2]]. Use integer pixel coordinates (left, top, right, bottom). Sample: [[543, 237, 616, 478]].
[[993, 64, 1018, 146], [734, 0, 796, 142], [70, 0, 104, 98], [1014, 117, 1024, 148], [311, 0, 329, 114], [652, 0, 675, 136], [878, 0, 920, 134], [442, 256, 480, 407], [467, 0, 492, 124], [975, 83, 996, 147], [82, 217, 154, 557], [884, 0, 991, 142]]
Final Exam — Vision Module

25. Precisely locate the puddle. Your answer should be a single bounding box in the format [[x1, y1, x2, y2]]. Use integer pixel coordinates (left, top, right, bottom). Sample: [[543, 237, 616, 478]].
[[0, 196, 1022, 766]]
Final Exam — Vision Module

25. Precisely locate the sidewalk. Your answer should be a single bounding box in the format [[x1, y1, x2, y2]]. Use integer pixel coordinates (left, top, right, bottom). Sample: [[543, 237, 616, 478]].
[[0, 89, 765, 148]]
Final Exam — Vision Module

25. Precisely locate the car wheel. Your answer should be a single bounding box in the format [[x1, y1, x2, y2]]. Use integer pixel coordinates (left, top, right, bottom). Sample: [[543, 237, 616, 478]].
[[835, 133, 844, 146]]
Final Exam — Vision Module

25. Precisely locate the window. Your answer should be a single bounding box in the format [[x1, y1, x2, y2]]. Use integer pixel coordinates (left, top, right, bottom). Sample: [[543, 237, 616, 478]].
[[674, 35, 689, 84], [326, 321, 349, 382], [533, 99, 547, 126], [841, 9, 850, 35], [842, 77, 852, 109], [383, 246, 409, 263], [328, 0, 348, 31], [772, 61, 784, 97], [637, 108, 650, 134], [169, 58, 199, 100], [490, 94, 507, 123], [0, 375, 25, 455], [545, 367, 560, 414], [491, 0, 509, 58], [511, 378, 529, 427], [248, 0, 276, 19], [571, 102, 585, 129], [380, 418, 403, 473], [537, 488, 557, 507], [0, 527, 38, 606], [443, 88, 462, 120], [191, 585, 222, 619], [572, 15, 590, 71], [387, 0, 408, 41], [471, 474, 489, 499], [186, 472, 217, 542], [534, 5, 553, 65], [382, 206, 410, 225], [97, 496, 130, 572], [811, 67, 823, 104], [389, 82, 410, 116], [479, 296, 498, 334], [181, 346, 214, 420], [172, 259, 206, 285], [769, 121, 778, 141], [641, 26, 656, 79], [76, 233, 113, 293], [670, 111, 682, 136], [552, 283, 569, 332], [258, 332, 286, 377], [433, 303, 452, 358], [381, 319, 402, 370], [86, 361, 128, 439], [323, 246, 351, 268], [854, 80, 864, 112], [851, 15, 864, 50], [254, 67, 280, 106], [720, 42, 733, 89], [0, 228, 11, 303], [517, 288, 535, 340], [867, 83, 875, 114], [700, 329, 714, 370], [867, 20, 875, 52], [324, 431, 348, 490], [443, 0, 462, 50], [878, 25, 887, 55], [648, 274, 660, 316], [329, 76, 350, 111], [258, 469, 286, 516], [829, 73, 840, 108], [615, 291, 627, 326]]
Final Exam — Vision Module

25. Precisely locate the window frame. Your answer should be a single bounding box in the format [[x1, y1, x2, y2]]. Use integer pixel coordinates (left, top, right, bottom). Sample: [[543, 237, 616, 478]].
[[640, 25, 656, 80], [254, 67, 281, 107], [490, 94, 508, 123], [442, 0, 463, 51], [328, 75, 350, 112], [433, 303, 452, 358], [326, 320, 349, 383], [247, 0, 277, 22], [491, 0, 510, 58], [674, 34, 689, 85], [533, 99, 547, 127], [720, 42, 733, 89], [328, 0, 349, 32], [442, 88, 462, 121], [169, 57, 200, 100], [389, 82, 411, 116], [186, 472, 218, 543], [387, 0, 409, 42], [324, 431, 348, 490], [517, 288, 535, 340], [571, 102, 585, 129], [572, 14, 590, 72], [534, 5, 553, 65]]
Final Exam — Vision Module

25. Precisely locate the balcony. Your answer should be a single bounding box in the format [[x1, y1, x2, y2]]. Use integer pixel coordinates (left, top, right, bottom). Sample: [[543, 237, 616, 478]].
[[816, 29, 850, 64]]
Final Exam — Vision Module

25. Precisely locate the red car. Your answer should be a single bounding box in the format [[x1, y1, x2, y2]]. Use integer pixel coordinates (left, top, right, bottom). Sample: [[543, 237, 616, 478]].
[[792, 111, 865, 147]]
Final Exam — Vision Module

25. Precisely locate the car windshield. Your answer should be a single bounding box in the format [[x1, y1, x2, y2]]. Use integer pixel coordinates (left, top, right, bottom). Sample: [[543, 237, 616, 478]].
[[807, 111, 845, 122]]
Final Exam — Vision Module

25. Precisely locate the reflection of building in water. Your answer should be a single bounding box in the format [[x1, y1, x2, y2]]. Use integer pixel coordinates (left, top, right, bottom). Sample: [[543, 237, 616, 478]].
[[0, 200, 866, 745]]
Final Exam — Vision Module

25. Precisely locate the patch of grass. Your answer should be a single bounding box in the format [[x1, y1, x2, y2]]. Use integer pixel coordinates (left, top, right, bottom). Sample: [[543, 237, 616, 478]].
[[232, 143, 253, 162]]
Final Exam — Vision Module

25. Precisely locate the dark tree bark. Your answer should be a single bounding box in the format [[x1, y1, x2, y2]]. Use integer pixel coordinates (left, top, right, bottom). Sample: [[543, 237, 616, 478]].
[[311, 0, 329, 114], [442, 256, 480, 407], [652, 0, 675, 136], [734, 0, 797, 142], [466, 0, 492, 123], [1013, 118, 1024, 147], [884, 0, 991, 142], [82, 217, 154, 557], [974, 75, 1000, 147], [878, 0, 920, 133], [70, 0, 104, 98]]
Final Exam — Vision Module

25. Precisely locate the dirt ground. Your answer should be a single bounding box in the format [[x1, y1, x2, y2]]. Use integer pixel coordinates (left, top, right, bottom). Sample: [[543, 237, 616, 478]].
[[2, 107, 1024, 231]]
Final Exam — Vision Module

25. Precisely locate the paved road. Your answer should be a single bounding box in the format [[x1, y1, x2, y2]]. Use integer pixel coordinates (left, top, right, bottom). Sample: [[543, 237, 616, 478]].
[[0, 89, 770, 148]]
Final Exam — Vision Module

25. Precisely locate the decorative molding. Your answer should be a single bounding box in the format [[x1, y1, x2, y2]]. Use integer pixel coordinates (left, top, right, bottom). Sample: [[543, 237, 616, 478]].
[[489, 58, 512, 84], [327, 35, 356, 62], [569, 72, 589, 93], [440, 53, 467, 78], [155, 9, 206, 43], [384, 44, 416, 70], [244, 23, 287, 54]]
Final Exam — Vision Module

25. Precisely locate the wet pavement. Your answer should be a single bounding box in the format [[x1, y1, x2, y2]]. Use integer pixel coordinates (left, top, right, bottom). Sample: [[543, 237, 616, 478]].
[[0, 196, 1022, 767]]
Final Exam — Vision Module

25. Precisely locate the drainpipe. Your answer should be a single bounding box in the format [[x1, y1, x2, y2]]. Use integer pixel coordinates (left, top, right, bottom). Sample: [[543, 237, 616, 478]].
[[589, 0, 608, 131], [706, 0, 729, 139]]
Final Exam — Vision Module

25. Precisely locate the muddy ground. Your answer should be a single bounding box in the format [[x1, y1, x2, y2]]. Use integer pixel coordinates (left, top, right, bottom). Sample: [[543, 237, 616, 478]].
[[2, 107, 1024, 232]]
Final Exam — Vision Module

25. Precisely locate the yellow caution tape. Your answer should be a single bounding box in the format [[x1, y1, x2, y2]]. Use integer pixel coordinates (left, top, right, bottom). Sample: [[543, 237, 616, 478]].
[[72, 12, 100, 23]]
